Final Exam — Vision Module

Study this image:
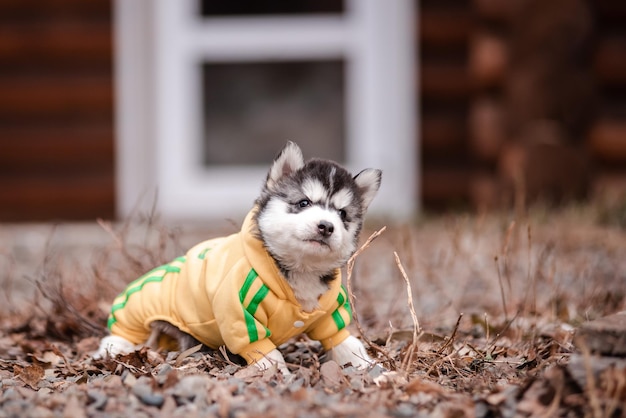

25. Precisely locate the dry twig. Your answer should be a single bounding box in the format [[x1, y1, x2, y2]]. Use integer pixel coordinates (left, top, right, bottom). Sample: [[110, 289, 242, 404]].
[[345, 227, 395, 366], [436, 313, 463, 356], [494, 256, 509, 322], [578, 339, 603, 418], [393, 251, 421, 372]]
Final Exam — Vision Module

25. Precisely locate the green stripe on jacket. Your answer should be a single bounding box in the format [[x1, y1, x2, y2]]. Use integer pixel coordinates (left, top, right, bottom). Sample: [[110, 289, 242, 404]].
[[331, 285, 352, 331], [107, 256, 186, 329], [239, 268, 270, 343]]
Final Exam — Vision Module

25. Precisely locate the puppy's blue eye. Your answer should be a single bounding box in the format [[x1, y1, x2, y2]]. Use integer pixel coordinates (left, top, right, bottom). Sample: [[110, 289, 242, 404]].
[[297, 199, 310, 208], [338, 209, 347, 220]]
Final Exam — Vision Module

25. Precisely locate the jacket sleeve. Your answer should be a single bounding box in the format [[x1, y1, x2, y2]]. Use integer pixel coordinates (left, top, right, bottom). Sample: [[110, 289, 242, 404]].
[[307, 285, 352, 350], [211, 267, 276, 364]]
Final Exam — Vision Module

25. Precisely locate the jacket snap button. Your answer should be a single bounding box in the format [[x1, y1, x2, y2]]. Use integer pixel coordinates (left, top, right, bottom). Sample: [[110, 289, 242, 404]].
[[293, 320, 305, 328]]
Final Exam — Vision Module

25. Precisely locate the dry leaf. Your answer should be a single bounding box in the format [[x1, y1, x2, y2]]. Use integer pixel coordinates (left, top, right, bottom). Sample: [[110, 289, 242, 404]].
[[373, 371, 407, 388], [1, 202, 624, 416], [404, 378, 446, 395], [174, 343, 202, 367], [320, 361, 346, 389], [14, 364, 44, 389]]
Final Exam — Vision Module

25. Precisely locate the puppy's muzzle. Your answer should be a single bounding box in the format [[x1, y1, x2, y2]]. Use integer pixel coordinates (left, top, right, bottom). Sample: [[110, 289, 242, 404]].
[[317, 221, 334, 237]]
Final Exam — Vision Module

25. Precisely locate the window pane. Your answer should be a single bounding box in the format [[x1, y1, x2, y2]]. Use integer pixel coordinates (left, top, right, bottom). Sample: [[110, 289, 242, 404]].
[[199, 0, 344, 17], [201, 61, 345, 166]]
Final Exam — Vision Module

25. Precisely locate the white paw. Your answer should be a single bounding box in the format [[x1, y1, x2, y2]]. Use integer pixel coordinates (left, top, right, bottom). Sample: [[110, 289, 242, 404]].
[[93, 335, 136, 359], [253, 348, 291, 375], [329, 335, 373, 370]]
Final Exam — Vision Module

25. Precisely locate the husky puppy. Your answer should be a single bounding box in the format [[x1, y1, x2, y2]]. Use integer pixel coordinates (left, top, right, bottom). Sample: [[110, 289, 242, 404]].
[[95, 142, 381, 374]]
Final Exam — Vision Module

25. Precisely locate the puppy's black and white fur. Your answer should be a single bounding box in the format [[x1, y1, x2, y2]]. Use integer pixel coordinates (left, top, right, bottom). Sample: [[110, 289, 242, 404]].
[[256, 142, 380, 312], [96, 142, 381, 373]]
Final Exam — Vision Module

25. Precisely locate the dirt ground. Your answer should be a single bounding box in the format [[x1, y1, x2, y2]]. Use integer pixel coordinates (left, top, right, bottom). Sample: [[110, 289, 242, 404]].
[[0, 203, 625, 417]]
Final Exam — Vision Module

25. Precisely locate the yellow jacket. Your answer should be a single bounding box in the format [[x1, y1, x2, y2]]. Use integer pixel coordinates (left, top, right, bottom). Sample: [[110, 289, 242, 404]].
[[107, 209, 352, 363]]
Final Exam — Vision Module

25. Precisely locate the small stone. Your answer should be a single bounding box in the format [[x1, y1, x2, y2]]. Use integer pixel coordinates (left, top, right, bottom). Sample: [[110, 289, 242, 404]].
[[567, 354, 626, 389], [286, 377, 305, 393], [132, 376, 165, 408], [171, 375, 212, 402], [29, 405, 55, 418], [393, 402, 417, 417], [2, 399, 30, 416], [122, 373, 137, 388], [156, 363, 173, 377], [136, 391, 164, 408], [87, 390, 108, 411], [368, 364, 385, 379], [575, 311, 626, 356], [320, 361, 345, 389], [36, 387, 53, 396]]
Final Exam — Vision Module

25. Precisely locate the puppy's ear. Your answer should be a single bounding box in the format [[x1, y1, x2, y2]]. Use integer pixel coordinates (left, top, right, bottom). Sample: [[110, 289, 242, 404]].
[[266, 141, 304, 190], [354, 169, 382, 210]]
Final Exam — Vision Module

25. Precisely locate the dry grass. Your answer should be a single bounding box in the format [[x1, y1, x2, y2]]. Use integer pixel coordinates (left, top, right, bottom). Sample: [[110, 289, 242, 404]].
[[0, 202, 625, 416]]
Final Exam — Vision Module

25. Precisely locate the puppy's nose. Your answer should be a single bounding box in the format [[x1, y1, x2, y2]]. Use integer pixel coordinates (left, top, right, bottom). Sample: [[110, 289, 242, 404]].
[[317, 221, 334, 237]]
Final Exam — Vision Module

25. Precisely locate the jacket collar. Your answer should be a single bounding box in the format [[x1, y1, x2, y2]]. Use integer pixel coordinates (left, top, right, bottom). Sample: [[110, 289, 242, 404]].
[[240, 208, 342, 310]]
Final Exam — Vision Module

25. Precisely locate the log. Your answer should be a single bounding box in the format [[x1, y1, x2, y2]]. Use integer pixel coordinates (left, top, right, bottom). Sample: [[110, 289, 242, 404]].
[[567, 354, 626, 390], [420, 9, 472, 47], [421, 113, 467, 156], [0, 22, 112, 68], [498, 140, 590, 203], [469, 98, 505, 161], [0, 76, 113, 118], [505, 0, 594, 140], [591, 174, 626, 205], [468, 33, 507, 88], [422, 166, 471, 205], [0, 125, 113, 170], [421, 64, 470, 100], [0, 174, 114, 221], [0, 0, 110, 16], [589, 121, 626, 162], [594, 37, 626, 86], [469, 173, 502, 211], [472, 0, 512, 20], [575, 311, 626, 357], [593, 0, 626, 19]]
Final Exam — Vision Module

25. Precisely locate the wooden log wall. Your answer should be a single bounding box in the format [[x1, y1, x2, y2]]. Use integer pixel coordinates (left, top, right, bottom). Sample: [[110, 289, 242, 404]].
[[0, 0, 114, 221], [419, 0, 472, 207], [0, 0, 624, 220], [473, 0, 594, 209], [421, 0, 626, 210], [589, 0, 626, 202]]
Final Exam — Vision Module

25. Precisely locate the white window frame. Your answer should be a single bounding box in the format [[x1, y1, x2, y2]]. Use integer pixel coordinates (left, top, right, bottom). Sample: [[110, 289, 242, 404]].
[[114, 0, 418, 221]]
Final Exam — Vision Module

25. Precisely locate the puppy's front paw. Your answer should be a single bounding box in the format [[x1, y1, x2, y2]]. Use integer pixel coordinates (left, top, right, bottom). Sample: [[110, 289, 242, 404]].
[[93, 335, 135, 359], [329, 335, 373, 370], [253, 348, 291, 375]]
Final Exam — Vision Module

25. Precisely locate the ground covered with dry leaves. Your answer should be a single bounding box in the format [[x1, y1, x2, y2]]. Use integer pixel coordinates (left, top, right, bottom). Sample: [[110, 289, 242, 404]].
[[0, 203, 625, 417]]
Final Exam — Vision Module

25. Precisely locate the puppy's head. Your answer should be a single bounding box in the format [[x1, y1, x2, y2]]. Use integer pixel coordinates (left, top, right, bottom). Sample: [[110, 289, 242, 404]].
[[255, 142, 381, 275]]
